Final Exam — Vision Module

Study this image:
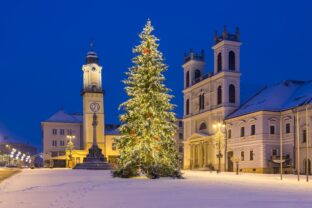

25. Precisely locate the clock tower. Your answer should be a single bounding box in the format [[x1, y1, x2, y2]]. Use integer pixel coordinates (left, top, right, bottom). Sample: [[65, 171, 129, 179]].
[[81, 46, 105, 150]]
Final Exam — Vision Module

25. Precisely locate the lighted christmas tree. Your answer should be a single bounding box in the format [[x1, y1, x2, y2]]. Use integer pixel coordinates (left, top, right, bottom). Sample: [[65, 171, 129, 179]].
[[113, 20, 181, 179]]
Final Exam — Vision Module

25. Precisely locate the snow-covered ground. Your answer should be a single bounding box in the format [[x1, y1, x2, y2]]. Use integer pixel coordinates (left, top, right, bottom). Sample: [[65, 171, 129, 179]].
[[0, 169, 312, 208]]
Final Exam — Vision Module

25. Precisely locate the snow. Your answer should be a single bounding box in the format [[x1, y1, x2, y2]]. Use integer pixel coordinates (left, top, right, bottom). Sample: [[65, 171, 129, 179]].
[[1, 169, 312, 208], [227, 80, 312, 119], [45, 110, 82, 123]]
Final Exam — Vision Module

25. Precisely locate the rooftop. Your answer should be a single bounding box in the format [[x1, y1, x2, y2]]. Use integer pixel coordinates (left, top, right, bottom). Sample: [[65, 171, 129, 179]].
[[227, 80, 312, 119]]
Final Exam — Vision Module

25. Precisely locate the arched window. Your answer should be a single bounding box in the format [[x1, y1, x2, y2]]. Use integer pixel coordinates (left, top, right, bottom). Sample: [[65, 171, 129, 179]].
[[186, 99, 190, 115], [199, 122, 207, 130], [194, 69, 201, 83], [229, 51, 235, 71], [217, 53, 222, 72], [186, 71, 190, 87], [217, 86, 222, 105], [229, 84, 236, 103]]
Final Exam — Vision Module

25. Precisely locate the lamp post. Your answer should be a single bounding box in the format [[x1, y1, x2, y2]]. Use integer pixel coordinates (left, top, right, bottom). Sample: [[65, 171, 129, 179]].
[[213, 123, 225, 174], [233, 156, 240, 175], [66, 134, 75, 168]]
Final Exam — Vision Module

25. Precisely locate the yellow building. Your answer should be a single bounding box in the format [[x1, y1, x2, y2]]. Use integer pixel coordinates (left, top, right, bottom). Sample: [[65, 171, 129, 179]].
[[41, 47, 120, 168]]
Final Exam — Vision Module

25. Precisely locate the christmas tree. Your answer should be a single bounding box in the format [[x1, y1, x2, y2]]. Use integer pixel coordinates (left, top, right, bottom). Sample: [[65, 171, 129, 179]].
[[113, 20, 181, 179]]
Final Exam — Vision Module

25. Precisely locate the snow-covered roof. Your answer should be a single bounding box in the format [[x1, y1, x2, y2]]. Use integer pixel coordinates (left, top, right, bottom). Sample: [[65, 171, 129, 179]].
[[227, 80, 312, 119], [44, 110, 120, 134], [44, 110, 83, 123]]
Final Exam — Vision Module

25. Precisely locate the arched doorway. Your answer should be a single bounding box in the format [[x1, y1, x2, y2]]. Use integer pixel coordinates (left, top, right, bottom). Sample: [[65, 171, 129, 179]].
[[304, 158, 311, 175]]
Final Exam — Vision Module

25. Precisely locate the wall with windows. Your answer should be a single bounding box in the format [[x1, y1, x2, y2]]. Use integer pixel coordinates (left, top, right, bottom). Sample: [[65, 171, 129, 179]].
[[42, 122, 83, 161]]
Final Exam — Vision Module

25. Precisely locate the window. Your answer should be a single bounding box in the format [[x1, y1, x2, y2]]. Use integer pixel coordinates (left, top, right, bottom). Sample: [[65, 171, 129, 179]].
[[303, 130, 307, 143], [112, 139, 117, 151], [186, 99, 190, 115], [194, 69, 201, 83], [67, 129, 72, 135], [217, 86, 222, 105], [179, 145, 183, 153], [60, 140, 65, 146], [250, 151, 254, 161], [270, 125, 275, 134], [240, 127, 245, 137], [179, 133, 183, 140], [251, 125, 256, 135], [51, 151, 58, 157], [241, 151, 244, 161], [59, 151, 65, 156], [52, 129, 57, 135], [199, 94, 205, 110], [228, 129, 232, 139], [52, 140, 57, 147], [217, 53, 222, 72], [229, 51, 235, 71], [199, 122, 207, 131], [179, 121, 183, 128], [60, 129, 65, 135], [285, 123, 290, 134], [229, 84, 236, 103], [186, 71, 190, 87], [272, 149, 278, 156]]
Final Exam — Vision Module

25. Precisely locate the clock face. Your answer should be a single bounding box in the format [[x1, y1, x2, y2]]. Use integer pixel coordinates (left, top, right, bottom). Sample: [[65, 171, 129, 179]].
[[90, 102, 100, 113]]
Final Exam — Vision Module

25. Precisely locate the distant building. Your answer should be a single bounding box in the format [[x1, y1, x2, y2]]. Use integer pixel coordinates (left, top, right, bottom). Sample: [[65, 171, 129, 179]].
[[183, 26, 312, 174], [0, 134, 37, 167]]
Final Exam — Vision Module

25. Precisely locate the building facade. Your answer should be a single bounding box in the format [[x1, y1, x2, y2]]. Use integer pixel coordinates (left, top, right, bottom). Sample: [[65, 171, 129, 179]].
[[183, 27, 312, 174], [41, 48, 119, 167], [183, 27, 241, 171]]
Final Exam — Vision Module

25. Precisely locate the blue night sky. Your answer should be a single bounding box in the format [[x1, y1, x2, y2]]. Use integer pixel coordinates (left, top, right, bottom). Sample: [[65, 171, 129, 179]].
[[0, 0, 311, 151]]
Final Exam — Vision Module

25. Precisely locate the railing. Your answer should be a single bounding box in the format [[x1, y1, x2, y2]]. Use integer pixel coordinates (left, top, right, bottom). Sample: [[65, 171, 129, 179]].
[[192, 72, 214, 85]]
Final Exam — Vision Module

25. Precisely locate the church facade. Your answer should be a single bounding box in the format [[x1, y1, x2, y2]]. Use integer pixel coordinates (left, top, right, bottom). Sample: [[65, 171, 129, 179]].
[[183, 27, 312, 174]]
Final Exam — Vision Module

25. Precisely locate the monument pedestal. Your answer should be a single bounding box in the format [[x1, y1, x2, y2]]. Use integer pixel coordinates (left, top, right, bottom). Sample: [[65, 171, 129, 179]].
[[74, 145, 111, 170], [74, 113, 111, 170]]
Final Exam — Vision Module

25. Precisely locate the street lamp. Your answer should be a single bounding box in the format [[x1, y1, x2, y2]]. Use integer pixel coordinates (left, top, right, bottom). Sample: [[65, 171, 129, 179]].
[[66, 134, 75, 168], [233, 156, 240, 175], [213, 123, 225, 174]]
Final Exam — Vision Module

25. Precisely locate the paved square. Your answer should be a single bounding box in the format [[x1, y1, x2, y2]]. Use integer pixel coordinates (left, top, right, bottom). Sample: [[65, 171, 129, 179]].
[[0, 169, 311, 208]]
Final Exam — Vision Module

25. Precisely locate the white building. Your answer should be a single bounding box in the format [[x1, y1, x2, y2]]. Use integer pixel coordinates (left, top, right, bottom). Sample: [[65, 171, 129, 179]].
[[183, 26, 312, 174]]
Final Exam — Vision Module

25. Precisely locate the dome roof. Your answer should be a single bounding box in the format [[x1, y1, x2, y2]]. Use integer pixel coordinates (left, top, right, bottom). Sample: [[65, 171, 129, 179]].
[[86, 50, 99, 64]]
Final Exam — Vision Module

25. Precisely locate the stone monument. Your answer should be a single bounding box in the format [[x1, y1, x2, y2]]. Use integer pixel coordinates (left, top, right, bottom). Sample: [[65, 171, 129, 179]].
[[74, 113, 111, 170]]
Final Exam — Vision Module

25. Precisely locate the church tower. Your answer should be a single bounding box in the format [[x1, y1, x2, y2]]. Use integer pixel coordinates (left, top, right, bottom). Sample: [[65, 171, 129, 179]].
[[212, 26, 241, 109], [81, 44, 105, 150]]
